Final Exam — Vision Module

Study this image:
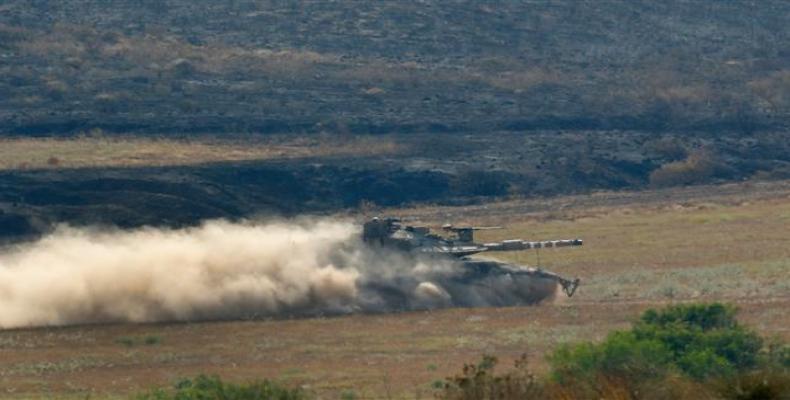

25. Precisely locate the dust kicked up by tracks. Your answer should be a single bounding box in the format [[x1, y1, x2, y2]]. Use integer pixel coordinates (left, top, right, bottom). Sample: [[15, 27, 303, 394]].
[[0, 218, 558, 329]]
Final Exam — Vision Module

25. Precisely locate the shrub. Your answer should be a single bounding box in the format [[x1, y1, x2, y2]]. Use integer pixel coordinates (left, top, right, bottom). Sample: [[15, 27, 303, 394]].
[[136, 375, 307, 400], [649, 150, 718, 188], [438, 354, 543, 400], [144, 335, 161, 345], [339, 389, 357, 400], [116, 335, 162, 347], [436, 303, 783, 400], [550, 303, 764, 383], [550, 331, 672, 384], [714, 368, 790, 400], [633, 303, 763, 378], [765, 342, 790, 369], [638, 302, 737, 330]]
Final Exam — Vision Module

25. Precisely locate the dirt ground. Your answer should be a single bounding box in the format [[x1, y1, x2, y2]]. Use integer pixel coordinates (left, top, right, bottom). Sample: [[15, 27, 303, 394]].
[[1, 180, 789, 399]]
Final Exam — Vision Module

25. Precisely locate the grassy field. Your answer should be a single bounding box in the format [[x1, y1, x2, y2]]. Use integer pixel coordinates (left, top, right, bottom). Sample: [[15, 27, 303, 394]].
[[0, 135, 400, 170], [451, 193, 790, 304], [1, 181, 789, 399]]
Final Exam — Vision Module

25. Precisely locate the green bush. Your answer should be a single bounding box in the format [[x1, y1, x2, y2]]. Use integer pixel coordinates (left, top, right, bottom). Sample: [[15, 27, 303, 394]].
[[550, 331, 672, 383], [550, 303, 764, 382], [436, 303, 785, 400], [136, 375, 308, 400], [639, 302, 736, 330], [116, 335, 162, 347], [633, 303, 762, 379], [765, 342, 790, 369]]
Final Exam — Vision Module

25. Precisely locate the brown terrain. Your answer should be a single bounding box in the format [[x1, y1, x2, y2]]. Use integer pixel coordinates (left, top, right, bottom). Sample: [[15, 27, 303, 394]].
[[1, 180, 788, 399], [0, 1, 788, 398]]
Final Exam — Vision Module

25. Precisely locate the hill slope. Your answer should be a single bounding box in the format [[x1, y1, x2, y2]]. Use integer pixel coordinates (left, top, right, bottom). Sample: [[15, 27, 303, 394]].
[[1, 1, 789, 239], [1, 0, 788, 134]]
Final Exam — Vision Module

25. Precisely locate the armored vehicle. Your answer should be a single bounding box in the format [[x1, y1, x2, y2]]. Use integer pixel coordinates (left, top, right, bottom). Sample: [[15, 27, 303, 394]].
[[359, 217, 581, 309]]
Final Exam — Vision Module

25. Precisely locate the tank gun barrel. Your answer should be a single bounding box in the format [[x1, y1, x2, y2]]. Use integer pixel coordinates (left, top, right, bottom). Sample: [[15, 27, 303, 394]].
[[442, 225, 503, 231], [482, 238, 583, 252]]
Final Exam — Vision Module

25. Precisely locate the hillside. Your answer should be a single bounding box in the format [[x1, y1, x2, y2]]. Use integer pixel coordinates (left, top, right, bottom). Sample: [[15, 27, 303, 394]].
[[1, 0, 788, 135], [1, 1, 789, 239]]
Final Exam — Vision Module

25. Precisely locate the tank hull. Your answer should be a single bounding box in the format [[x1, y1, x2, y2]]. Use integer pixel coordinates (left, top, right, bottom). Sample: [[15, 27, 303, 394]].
[[357, 258, 562, 312]]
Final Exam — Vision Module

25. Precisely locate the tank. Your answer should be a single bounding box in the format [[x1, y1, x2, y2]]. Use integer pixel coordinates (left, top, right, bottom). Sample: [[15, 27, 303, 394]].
[[359, 217, 582, 309]]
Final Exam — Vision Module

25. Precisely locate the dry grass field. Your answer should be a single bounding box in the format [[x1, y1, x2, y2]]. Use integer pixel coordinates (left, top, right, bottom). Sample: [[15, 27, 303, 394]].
[[1, 181, 789, 399], [0, 135, 400, 170]]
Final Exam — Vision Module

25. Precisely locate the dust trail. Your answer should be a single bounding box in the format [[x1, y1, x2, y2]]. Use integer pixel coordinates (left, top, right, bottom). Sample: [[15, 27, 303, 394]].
[[0, 219, 557, 329], [0, 219, 361, 328]]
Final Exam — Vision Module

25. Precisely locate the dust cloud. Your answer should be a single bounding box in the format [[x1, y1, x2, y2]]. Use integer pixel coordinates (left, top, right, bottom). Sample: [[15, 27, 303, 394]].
[[0, 219, 557, 329]]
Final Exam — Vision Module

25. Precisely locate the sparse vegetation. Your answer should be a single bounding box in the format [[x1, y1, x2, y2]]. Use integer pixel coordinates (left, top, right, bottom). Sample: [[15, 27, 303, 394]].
[[550, 304, 763, 383], [1, 185, 788, 398], [455, 170, 511, 197], [116, 335, 162, 347], [438, 354, 543, 400], [1, 1, 788, 136], [6, 130, 785, 241], [0, 135, 400, 170], [1, 2, 788, 398], [649, 151, 720, 188], [437, 304, 788, 400], [136, 375, 307, 400], [131, 303, 785, 400]]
